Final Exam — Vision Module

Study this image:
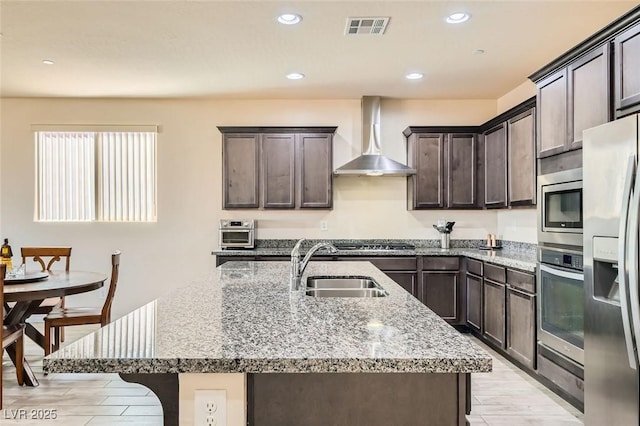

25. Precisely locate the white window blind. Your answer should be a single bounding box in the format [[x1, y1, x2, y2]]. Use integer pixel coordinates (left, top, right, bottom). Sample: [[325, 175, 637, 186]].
[[97, 132, 156, 222], [36, 131, 96, 221], [35, 128, 157, 222]]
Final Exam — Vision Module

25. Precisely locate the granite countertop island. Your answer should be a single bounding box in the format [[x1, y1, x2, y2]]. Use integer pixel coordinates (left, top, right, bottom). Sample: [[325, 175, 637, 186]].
[[44, 261, 492, 426]]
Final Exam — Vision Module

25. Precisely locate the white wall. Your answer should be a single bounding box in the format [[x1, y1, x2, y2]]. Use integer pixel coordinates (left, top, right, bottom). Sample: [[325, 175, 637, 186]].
[[496, 209, 537, 244], [496, 80, 536, 115], [1, 97, 504, 317]]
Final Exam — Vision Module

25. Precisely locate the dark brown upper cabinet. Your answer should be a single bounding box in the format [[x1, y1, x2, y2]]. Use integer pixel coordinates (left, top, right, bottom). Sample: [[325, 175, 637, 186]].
[[535, 45, 610, 159], [219, 127, 336, 210], [261, 134, 295, 208], [508, 108, 536, 206], [615, 24, 640, 116], [404, 97, 535, 211], [528, 9, 640, 158], [406, 133, 445, 209], [569, 44, 611, 147], [536, 69, 568, 158], [483, 123, 508, 208], [222, 133, 260, 209], [405, 131, 478, 209], [448, 134, 477, 208], [297, 133, 333, 209]]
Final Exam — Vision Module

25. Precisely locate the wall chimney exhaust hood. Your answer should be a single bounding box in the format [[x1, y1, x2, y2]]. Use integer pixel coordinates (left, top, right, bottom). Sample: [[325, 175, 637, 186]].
[[334, 96, 416, 176]]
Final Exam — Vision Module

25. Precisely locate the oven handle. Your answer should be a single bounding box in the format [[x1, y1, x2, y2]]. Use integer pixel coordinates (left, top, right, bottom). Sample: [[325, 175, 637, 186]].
[[539, 264, 584, 281], [627, 156, 640, 369], [618, 155, 637, 369]]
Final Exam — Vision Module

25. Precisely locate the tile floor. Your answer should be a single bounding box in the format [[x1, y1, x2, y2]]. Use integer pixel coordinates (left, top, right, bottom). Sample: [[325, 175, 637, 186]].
[[0, 324, 583, 425]]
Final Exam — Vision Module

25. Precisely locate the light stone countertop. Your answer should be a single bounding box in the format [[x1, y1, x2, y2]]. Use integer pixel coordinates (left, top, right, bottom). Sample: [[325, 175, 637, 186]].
[[213, 247, 537, 272], [44, 261, 492, 375]]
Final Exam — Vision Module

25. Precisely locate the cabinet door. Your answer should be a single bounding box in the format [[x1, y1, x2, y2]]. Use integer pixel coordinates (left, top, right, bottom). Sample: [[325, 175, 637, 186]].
[[569, 44, 611, 148], [537, 69, 568, 158], [421, 271, 458, 322], [261, 134, 295, 208], [297, 133, 333, 209], [484, 124, 508, 208], [483, 278, 506, 348], [410, 134, 444, 209], [222, 134, 260, 209], [385, 271, 417, 298], [615, 24, 640, 115], [448, 133, 477, 208], [506, 286, 537, 370], [508, 109, 536, 206], [466, 273, 482, 332]]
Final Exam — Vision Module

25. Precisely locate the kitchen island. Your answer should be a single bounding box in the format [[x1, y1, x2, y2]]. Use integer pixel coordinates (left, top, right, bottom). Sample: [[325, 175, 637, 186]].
[[44, 261, 492, 425]]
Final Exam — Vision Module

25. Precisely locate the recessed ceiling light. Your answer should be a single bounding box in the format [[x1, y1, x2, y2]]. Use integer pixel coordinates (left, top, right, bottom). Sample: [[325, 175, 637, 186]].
[[286, 72, 305, 80], [42, 59, 55, 65], [445, 12, 471, 24], [405, 72, 424, 80], [278, 13, 302, 25]]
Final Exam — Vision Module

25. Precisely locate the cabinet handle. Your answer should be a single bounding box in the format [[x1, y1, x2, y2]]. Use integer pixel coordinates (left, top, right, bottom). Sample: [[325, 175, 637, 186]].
[[507, 285, 535, 298], [483, 278, 505, 287]]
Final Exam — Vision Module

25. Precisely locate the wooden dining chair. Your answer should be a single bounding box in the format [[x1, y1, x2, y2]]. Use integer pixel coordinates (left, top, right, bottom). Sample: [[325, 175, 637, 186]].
[[21, 247, 72, 342], [1, 264, 25, 409], [44, 251, 120, 355]]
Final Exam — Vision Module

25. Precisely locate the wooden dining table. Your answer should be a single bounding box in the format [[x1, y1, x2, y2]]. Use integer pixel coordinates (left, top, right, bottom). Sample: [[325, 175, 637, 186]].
[[3, 270, 107, 386]]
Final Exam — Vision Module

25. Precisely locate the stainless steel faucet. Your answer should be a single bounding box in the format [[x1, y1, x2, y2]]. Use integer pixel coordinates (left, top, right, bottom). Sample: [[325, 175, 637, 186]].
[[290, 238, 338, 291]]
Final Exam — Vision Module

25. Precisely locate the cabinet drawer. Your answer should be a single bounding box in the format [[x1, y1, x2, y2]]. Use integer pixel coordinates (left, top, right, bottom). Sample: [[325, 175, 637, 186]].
[[466, 258, 483, 276], [338, 257, 417, 271], [507, 269, 536, 293], [423, 257, 460, 271], [484, 263, 506, 283]]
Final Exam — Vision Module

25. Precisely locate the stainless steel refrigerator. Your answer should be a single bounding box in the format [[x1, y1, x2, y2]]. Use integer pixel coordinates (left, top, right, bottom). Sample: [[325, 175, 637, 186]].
[[584, 113, 640, 426]]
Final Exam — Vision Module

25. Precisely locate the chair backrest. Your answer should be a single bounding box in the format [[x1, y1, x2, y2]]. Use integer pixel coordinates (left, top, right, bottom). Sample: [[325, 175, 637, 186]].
[[0, 263, 5, 315], [21, 247, 71, 272], [100, 251, 121, 325]]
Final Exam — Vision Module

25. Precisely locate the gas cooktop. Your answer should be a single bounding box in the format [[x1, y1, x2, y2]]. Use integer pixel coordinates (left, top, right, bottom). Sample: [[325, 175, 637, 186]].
[[333, 243, 416, 251]]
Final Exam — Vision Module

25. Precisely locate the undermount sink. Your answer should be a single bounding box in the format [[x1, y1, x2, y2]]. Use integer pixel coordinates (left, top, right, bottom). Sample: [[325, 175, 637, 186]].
[[305, 276, 388, 297], [305, 288, 388, 298], [306, 276, 379, 289]]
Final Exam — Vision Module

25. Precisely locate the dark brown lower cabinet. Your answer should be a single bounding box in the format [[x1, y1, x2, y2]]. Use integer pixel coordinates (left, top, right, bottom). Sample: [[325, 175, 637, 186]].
[[385, 271, 418, 298], [466, 273, 482, 332], [483, 278, 506, 349], [421, 271, 459, 322], [506, 286, 537, 370]]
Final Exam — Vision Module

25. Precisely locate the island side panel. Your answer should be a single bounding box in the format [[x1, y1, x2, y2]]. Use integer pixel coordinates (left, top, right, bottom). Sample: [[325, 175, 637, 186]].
[[248, 372, 469, 426]]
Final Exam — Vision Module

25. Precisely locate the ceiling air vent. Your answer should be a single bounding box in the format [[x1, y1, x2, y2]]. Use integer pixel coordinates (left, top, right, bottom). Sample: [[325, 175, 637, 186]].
[[345, 17, 390, 35]]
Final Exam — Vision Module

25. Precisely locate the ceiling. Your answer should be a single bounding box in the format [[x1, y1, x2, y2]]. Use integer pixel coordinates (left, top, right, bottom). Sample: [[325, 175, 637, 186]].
[[0, 1, 636, 100]]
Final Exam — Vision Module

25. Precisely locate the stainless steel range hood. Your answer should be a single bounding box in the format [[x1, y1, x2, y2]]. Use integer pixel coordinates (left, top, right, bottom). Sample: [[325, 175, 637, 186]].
[[334, 96, 416, 176]]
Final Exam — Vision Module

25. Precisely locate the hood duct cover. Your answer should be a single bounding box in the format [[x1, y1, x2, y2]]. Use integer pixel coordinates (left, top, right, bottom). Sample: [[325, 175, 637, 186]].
[[334, 96, 416, 176]]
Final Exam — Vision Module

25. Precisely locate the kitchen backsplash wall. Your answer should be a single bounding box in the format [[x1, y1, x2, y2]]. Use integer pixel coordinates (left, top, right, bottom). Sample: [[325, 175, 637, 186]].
[[496, 209, 537, 244], [252, 176, 499, 240]]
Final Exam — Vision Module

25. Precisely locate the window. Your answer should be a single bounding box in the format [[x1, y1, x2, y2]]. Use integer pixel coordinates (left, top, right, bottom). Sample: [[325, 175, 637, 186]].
[[34, 126, 157, 222]]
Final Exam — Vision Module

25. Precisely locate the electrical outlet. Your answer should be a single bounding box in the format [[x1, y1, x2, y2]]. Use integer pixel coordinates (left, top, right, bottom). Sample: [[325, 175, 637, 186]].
[[195, 390, 226, 426], [320, 220, 328, 231]]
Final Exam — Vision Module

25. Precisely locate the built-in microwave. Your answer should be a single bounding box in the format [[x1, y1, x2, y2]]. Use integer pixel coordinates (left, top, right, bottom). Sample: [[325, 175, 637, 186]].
[[537, 168, 583, 248]]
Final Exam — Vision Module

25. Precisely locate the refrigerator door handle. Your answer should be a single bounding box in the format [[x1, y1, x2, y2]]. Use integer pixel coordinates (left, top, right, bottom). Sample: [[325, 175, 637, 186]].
[[627, 158, 640, 369], [618, 155, 637, 369]]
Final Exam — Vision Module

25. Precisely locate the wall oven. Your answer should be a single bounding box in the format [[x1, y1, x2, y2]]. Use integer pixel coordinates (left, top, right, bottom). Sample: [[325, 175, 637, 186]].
[[537, 168, 583, 247], [538, 246, 584, 365], [219, 219, 255, 249]]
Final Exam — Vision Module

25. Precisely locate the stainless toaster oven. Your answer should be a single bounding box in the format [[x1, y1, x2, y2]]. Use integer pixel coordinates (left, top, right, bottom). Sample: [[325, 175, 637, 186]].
[[219, 219, 255, 249]]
